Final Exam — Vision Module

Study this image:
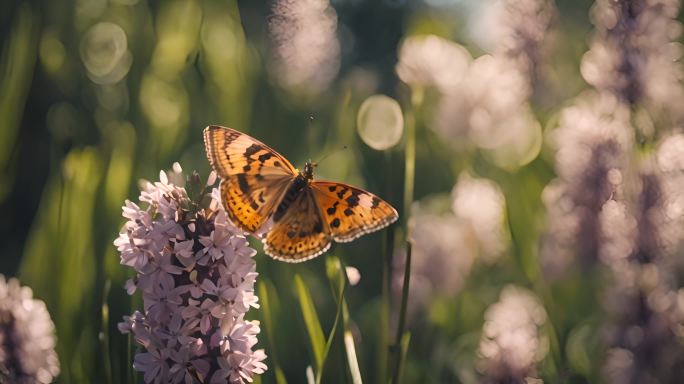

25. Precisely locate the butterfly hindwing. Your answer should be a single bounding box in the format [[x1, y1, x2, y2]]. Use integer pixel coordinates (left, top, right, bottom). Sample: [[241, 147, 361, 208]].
[[264, 187, 332, 262], [218, 176, 292, 233], [311, 181, 398, 243], [204, 126, 296, 232]]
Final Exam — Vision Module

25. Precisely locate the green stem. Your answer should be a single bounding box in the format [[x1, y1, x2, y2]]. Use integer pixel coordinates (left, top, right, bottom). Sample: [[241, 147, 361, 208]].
[[316, 283, 346, 384], [403, 103, 417, 220], [391, 242, 412, 384], [378, 228, 393, 384], [100, 280, 113, 384], [390, 87, 420, 383]]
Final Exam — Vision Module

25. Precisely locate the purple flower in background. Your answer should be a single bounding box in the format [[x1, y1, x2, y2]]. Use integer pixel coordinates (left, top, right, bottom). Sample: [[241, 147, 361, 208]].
[[582, 0, 684, 117], [477, 285, 548, 383], [0, 275, 60, 383], [601, 136, 684, 383], [541, 92, 633, 275], [394, 175, 509, 319], [268, 0, 340, 96], [471, 0, 556, 81], [116, 163, 266, 383], [430, 0, 555, 168], [395, 34, 472, 92]]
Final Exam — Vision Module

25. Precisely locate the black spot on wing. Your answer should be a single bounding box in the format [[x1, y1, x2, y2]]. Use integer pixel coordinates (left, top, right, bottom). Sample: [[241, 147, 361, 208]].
[[258, 153, 273, 162], [328, 185, 337, 192], [371, 196, 380, 208], [346, 193, 360, 207], [327, 206, 336, 215], [336, 188, 347, 199], [330, 218, 340, 228], [245, 144, 262, 157], [344, 208, 354, 216], [237, 174, 250, 193]]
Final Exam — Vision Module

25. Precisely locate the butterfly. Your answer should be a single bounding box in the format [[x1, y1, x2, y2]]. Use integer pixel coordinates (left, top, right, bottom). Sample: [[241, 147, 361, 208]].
[[203, 125, 399, 262]]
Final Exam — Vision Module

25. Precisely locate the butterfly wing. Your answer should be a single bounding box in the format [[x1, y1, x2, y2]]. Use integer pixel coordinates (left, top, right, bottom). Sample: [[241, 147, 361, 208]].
[[204, 126, 297, 232], [311, 181, 398, 242], [264, 187, 332, 262]]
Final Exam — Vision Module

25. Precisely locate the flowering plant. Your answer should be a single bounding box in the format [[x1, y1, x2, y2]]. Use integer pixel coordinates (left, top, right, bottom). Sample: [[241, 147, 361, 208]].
[[0, 275, 60, 383], [115, 163, 267, 383]]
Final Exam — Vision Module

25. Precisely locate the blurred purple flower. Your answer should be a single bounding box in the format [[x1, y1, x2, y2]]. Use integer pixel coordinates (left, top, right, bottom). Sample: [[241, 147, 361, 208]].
[[434, 52, 543, 168], [601, 136, 684, 383], [472, 0, 556, 81], [477, 285, 548, 383], [0, 275, 60, 383], [541, 93, 633, 275], [581, 0, 684, 118], [395, 34, 472, 92], [433, 0, 554, 168], [451, 174, 509, 261], [268, 0, 340, 96], [435, 54, 531, 148], [116, 163, 266, 383], [395, 176, 508, 318]]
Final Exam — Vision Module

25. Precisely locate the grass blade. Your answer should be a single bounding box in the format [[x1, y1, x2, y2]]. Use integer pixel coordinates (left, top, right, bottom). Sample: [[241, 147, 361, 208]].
[[344, 329, 363, 384], [326, 256, 363, 384], [257, 280, 288, 384], [395, 332, 411, 384], [294, 274, 326, 372], [317, 280, 345, 384]]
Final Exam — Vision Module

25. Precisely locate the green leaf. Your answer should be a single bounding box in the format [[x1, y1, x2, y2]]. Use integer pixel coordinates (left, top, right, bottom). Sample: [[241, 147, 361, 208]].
[[294, 274, 326, 372], [257, 280, 288, 384], [326, 256, 363, 384]]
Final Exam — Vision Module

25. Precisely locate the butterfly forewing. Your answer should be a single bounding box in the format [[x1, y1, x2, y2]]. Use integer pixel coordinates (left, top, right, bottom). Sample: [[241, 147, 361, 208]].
[[311, 181, 398, 243], [204, 126, 296, 177], [204, 126, 297, 232], [264, 187, 332, 262]]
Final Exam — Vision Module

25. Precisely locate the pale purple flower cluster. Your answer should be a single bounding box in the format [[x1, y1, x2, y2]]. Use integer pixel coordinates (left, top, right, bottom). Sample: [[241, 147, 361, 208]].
[[115, 164, 266, 383], [268, 0, 340, 95], [600, 135, 684, 383], [475, 0, 556, 80], [540, 1, 684, 379], [541, 93, 633, 275], [0, 275, 60, 383], [582, 0, 684, 116], [394, 174, 508, 319], [477, 285, 547, 382], [395, 34, 472, 92], [423, 0, 555, 168]]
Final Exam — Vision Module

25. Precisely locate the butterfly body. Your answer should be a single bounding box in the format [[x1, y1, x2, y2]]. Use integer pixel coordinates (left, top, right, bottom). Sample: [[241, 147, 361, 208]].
[[274, 165, 313, 222], [204, 125, 398, 262]]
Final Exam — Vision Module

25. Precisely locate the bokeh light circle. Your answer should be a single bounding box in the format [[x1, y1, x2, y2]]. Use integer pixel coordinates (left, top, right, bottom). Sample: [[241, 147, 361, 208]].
[[80, 22, 131, 84], [356, 94, 404, 151]]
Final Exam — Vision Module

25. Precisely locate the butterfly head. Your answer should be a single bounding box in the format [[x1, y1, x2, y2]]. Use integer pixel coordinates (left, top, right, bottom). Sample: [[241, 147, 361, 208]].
[[302, 161, 316, 180]]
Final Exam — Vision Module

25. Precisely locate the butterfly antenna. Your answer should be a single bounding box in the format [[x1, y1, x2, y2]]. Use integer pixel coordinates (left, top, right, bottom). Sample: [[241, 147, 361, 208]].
[[314, 145, 348, 166]]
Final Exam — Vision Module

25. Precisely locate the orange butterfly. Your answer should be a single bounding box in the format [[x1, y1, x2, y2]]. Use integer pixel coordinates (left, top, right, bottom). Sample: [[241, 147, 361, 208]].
[[203, 125, 398, 262]]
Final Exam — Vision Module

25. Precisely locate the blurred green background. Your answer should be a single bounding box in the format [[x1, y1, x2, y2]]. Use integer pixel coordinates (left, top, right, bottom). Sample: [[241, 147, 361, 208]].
[[2, 0, 684, 383]]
